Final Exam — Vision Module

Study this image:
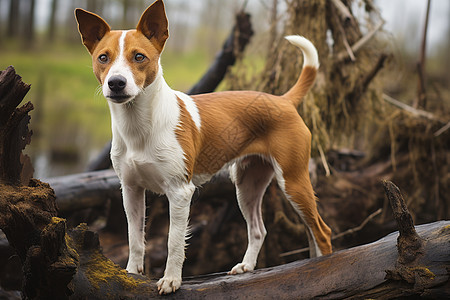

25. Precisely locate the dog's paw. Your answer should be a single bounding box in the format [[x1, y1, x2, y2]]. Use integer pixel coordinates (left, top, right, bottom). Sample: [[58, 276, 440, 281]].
[[126, 263, 143, 275], [157, 276, 181, 295], [227, 262, 254, 275]]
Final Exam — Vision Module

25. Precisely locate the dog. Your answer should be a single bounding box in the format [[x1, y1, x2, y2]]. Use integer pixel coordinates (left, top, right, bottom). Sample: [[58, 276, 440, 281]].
[[75, 0, 332, 294]]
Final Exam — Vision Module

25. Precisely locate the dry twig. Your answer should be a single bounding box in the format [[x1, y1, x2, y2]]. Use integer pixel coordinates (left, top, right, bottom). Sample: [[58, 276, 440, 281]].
[[280, 208, 382, 257], [382, 93, 437, 121], [336, 21, 384, 62]]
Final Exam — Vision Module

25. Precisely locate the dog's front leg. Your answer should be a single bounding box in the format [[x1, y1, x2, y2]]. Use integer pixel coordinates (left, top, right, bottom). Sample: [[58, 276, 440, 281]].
[[157, 183, 195, 294], [122, 184, 146, 274]]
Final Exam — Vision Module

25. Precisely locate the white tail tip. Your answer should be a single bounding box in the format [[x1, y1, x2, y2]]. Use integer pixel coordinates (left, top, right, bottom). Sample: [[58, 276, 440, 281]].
[[285, 35, 319, 69]]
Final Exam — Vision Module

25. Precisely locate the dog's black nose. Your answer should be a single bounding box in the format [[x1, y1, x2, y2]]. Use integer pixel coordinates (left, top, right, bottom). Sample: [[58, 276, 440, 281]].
[[108, 75, 127, 92]]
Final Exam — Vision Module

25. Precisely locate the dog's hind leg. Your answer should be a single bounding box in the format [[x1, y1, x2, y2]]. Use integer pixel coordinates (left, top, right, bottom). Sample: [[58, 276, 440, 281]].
[[228, 156, 274, 275], [278, 170, 332, 257]]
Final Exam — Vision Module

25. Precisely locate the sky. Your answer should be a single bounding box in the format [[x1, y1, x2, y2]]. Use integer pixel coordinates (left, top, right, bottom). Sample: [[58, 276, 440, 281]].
[[376, 0, 449, 55]]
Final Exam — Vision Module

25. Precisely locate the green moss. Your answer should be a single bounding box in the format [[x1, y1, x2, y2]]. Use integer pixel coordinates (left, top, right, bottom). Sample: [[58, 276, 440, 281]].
[[411, 266, 436, 280], [84, 250, 148, 291]]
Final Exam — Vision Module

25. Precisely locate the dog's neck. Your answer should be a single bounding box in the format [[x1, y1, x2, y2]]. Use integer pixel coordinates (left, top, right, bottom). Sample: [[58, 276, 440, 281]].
[[108, 64, 180, 150]]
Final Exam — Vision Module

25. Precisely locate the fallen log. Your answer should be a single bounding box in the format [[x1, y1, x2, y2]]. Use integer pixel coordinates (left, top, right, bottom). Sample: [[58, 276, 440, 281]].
[[3, 188, 449, 299], [166, 221, 450, 299], [47, 169, 120, 213], [47, 169, 233, 214]]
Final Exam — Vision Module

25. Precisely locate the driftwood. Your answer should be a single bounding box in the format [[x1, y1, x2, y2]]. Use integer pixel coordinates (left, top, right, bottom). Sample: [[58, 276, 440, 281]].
[[87, 11, 253, 172]]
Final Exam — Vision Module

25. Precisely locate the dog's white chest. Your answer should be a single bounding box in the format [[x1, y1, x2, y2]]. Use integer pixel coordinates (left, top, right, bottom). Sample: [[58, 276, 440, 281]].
[[119, 146, 184, 194], [109, 81, 189, 195]]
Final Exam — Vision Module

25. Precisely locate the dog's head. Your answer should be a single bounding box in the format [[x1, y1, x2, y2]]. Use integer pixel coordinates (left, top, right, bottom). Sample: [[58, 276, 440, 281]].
[[75, 0, 168, 104]]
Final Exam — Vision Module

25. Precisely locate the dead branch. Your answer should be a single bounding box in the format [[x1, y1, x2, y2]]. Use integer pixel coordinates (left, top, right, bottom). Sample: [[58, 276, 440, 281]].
[[331, 0, 353, 23], [0, 66, 33, 185], [434, 121, 450, 137], [280, 208, 383, 257], [414, 0, 431, 109], [335, 21, 384, 62], [382, 93, 437, 121]]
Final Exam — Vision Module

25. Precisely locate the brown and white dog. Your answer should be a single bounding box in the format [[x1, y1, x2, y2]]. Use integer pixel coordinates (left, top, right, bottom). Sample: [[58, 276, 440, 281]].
[[75, 0, 331, 294]]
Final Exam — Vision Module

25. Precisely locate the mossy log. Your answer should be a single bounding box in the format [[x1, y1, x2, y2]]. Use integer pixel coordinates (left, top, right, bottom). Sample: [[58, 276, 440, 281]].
[[2, 183, 449, 299], [1, 176, 449, 298]]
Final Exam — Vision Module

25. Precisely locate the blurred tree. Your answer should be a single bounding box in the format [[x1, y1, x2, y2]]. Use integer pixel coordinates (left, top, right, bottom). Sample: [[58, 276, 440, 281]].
[[47, 0, 58, 42], [122, 0, 130, 28], [7, 0, 20, 38], [23, 0, 36, 46], [87, 0, 103, 14]]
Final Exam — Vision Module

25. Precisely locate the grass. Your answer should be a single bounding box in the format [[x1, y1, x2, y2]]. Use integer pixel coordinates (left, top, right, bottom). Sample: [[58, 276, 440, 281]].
[[0, 41, 210, 174]]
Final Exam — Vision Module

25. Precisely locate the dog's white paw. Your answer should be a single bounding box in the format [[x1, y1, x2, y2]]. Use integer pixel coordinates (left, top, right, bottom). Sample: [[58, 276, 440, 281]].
[[157, 276, 181, 295], [228, 262, 254, 275], [126, 262, 143, 274]]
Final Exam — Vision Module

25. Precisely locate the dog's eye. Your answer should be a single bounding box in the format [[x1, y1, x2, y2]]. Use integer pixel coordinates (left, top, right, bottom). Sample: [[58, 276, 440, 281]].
[[134, 53, 146, 62], [98, 54, 109, 64]]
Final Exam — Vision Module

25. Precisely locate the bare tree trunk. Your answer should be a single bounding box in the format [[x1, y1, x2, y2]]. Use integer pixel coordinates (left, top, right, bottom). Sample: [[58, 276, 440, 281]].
[[7, 0, 20, 38], [23, 0, 36, 47], [414, 0, 431, 109], [122, 0, 130, 28], [47, 0, 58, 42]]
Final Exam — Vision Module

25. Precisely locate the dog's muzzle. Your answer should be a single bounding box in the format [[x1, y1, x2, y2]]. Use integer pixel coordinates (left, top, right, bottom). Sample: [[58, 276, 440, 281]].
[[107, 75, 132, 103]]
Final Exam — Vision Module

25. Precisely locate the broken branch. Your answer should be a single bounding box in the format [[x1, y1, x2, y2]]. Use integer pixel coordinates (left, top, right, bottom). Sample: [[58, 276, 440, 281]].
[[336, 21, 384, 62]]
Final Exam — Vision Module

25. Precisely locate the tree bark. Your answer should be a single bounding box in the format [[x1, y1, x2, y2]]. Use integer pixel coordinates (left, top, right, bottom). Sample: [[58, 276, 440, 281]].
[[0, 66, 33, 185], [7, 0, 20, 38], [47, 0, 58, 42], [23, 0, 36, 46]]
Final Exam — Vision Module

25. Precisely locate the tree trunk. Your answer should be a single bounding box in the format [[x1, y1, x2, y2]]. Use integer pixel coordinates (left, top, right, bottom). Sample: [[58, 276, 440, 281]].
[[23, 0, 36, 47], [7, 0, 20, 38], [47, 0, 58, 42]]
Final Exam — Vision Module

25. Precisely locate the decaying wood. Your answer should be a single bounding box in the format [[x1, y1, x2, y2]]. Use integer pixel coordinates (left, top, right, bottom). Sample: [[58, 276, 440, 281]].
[[383, 180, 426, 284], [2, 186, 448, 299], [47, 169, 120, 213], [0, 66, 33, 185]]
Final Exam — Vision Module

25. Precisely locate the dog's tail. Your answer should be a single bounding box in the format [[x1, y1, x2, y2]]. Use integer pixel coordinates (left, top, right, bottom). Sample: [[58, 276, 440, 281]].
[[282, 35, 319, 107]]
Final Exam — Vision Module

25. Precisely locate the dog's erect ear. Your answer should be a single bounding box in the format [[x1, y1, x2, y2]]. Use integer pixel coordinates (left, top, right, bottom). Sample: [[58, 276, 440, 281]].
[[75, 8, 111, 54], [136, 0, 169, 52]]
